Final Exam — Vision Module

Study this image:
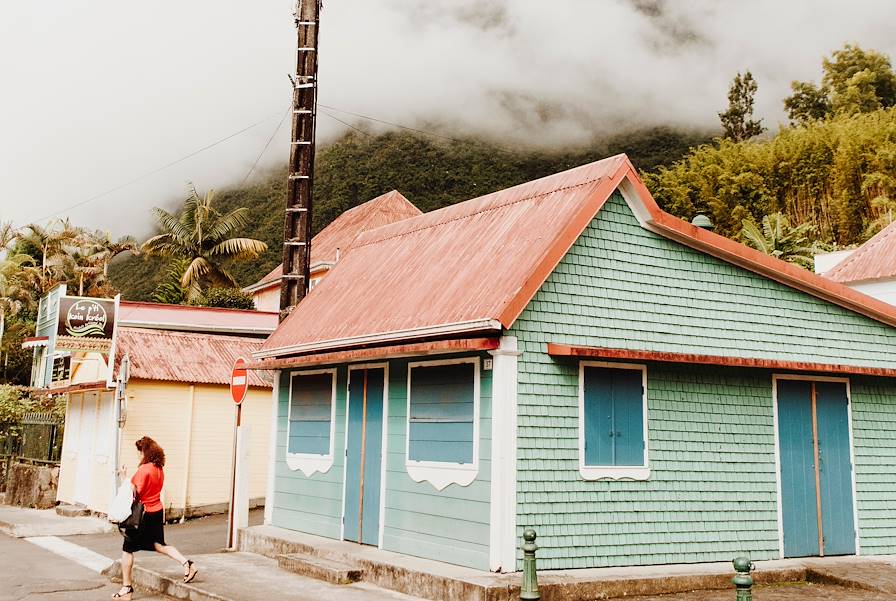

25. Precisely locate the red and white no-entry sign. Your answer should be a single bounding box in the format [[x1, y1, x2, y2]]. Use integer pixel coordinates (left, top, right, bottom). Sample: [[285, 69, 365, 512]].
[[230, 357, 249, 405]]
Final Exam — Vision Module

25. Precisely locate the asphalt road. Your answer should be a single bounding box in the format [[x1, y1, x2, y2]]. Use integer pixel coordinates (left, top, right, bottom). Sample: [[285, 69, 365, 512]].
[[0, 509, 263, 601]]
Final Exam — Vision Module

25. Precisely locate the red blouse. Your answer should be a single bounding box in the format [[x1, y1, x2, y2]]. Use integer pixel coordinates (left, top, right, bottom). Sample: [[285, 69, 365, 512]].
[[131, 463, 164, 513]]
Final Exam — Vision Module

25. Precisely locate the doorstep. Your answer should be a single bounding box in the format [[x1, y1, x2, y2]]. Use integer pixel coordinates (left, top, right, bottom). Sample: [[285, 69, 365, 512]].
[[104, 551, 426, 601], [238, 524, 896, 601]]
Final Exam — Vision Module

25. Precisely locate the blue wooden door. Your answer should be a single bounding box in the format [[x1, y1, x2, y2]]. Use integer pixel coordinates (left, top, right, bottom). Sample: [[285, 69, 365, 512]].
[[778, 380, 819, 557], [343, 368, 384, 545], [815, 382, 856, 555], [777, 379, 855, 557]]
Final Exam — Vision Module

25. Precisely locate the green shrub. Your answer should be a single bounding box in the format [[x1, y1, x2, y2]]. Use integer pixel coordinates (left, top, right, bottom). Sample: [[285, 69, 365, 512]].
[[191, 287, 255, 310]]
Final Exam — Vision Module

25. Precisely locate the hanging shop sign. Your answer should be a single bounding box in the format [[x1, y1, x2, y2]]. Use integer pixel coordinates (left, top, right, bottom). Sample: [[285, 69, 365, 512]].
[[56, 296, 116, 353], [49, 354, 72, 388]]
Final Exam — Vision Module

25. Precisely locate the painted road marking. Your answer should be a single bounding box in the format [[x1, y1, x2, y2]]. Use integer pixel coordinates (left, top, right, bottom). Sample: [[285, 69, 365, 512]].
[[25, 535, 114, 573]]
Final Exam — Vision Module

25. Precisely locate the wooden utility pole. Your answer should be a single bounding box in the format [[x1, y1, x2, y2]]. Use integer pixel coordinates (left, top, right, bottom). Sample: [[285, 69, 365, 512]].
[[279, 0, 321, 319]]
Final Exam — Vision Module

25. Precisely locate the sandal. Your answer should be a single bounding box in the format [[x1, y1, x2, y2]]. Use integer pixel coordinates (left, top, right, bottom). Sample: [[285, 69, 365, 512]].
[[183, 559, 198, 583], [112, 585, 133, 600]]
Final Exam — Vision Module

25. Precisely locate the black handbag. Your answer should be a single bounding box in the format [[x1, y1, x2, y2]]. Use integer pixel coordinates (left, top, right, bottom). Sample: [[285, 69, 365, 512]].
[[119, 495, 145, 531]]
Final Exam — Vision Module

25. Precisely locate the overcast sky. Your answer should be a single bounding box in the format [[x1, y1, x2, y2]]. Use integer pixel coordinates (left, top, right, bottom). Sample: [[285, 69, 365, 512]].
[[3, 0, 896, 237]]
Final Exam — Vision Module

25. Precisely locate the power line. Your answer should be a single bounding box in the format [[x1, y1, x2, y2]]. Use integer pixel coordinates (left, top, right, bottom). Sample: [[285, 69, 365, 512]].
[[26, 110, 284, 225], [242, 104, 291, 184], [320, 109, 372, 137], [26, 102, 517, 225]]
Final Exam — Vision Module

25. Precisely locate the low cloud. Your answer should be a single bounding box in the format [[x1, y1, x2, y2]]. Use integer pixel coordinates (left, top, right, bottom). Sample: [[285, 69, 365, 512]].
[[3, 0, 895, 235]]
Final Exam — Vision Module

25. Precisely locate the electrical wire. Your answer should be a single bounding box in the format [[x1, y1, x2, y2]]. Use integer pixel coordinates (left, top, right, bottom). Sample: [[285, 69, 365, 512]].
[[242, 104, 292, 184], [26, 101, 517, 224], [319, 109, 372, 137], [26, 110, 285, 224]]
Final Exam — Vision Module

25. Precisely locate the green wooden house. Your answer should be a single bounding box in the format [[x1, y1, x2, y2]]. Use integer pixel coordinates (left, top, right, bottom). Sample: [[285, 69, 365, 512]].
[[251, 154, 896, 572]]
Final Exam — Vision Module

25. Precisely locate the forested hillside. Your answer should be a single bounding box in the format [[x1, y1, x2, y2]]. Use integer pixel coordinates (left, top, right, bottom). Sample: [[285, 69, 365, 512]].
[[110, 126, 710, 300]]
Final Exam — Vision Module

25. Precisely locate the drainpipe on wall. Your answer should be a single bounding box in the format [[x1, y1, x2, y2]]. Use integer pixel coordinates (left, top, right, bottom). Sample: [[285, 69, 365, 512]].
[[180, 384, 196, 523], [113, 354, 130, 496]]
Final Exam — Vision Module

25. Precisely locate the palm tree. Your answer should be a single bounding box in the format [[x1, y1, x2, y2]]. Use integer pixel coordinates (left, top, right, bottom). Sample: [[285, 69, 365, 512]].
[[89, 231, 139, 278], [741, 213, 817, 269], [0, 252, 35, 370], [18, 219, 81, 291], [142, 185, 267, 300]]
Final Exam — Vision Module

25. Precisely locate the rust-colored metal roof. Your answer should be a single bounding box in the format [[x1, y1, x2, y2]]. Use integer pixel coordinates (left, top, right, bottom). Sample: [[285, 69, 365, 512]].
[[118, 301, 277, 335], [258, 153, 896, 361], [260, 155, 629, 356], [248, 190, 420, 290], [115, 327, 271, 387], [824, 221, 896, 283]]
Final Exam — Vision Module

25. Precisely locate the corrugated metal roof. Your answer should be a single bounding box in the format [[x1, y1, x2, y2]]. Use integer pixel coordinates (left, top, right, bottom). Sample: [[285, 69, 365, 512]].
[[824, 221, 896, 283], [258, 153, 896, 360], [116, 327, 271, 387], [261, 155, 628, 355], [249, 190, 421, 290], [118, 301, 277, 335]]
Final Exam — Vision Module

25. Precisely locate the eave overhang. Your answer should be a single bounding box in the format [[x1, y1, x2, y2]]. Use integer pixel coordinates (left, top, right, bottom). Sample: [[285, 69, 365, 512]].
[[247, 337, 500, 371], [548, 343, 896, 378]]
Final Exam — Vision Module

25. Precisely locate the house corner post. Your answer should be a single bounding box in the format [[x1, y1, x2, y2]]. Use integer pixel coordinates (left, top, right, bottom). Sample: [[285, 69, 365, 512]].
[[264, 371, 281, 526], [489, 336, 521, 572]]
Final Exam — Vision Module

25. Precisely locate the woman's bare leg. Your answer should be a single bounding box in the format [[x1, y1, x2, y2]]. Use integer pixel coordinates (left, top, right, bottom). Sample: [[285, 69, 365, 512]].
[[115, 551, 134, 596], [121, 551, 134, 585], [153, 543, 189, 572]]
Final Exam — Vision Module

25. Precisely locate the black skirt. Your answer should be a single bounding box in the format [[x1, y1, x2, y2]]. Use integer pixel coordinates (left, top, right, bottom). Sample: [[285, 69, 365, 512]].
[[122, 510, 166, 553]]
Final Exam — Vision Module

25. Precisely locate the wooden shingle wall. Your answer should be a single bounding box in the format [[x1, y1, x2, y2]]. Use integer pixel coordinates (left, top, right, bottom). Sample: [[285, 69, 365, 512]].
[[271, 368, 347, 539], [509, 192, 896, 569]]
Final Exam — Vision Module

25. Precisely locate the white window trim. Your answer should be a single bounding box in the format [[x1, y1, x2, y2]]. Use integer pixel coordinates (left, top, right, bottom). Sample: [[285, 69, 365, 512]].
[[286, 368, 338, 477], [771, 374, 860, 559], [406, 357, 480, 491], [578, 360, 650, 481]]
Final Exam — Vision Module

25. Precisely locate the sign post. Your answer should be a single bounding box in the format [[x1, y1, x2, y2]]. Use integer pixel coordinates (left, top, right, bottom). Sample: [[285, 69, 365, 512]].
[[227, 358, 250, 549]]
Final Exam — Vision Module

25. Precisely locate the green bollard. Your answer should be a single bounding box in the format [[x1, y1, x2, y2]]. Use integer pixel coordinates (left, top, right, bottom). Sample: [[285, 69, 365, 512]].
[[732, 556, 754, 601], [520, 529, 540, 601]]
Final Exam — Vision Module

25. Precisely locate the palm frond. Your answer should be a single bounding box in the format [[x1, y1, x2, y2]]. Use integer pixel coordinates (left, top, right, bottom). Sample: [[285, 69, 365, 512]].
[[208, 238, 268, 260]]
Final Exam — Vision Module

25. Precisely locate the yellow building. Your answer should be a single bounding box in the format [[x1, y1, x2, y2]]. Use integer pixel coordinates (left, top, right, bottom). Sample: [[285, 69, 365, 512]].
[[49, 301, 278, 519]]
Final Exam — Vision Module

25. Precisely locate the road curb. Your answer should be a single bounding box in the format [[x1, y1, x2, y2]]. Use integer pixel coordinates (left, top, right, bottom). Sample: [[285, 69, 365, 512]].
[[105, 560, 228, 601]]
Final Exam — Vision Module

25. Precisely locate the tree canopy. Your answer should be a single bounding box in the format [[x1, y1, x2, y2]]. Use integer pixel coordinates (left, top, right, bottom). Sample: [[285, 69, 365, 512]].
[[141, 185, 268, 301], [785, 44, 896, 123]]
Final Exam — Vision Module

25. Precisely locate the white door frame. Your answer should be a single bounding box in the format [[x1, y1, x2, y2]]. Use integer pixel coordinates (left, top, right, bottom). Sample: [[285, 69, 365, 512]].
[[771, 374, 860, 558]]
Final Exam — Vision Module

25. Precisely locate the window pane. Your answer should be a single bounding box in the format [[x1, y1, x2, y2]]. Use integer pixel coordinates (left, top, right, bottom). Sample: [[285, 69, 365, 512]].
[[583, 367, 644, 467], [409, 363, 474, 463], [288, 373, 333, 455]]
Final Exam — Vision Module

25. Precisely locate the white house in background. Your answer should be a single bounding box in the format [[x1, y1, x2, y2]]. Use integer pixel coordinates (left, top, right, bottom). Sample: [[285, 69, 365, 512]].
[[243, 190, 420, 311], [815, 221, 896, 305]]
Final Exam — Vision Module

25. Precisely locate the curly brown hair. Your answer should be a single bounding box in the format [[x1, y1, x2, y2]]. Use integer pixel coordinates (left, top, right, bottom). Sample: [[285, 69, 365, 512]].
[[135, 436, 165, 468]]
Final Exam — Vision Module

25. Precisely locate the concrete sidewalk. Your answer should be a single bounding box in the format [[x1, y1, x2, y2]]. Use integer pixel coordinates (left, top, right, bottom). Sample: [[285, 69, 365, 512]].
[[0, 504, 115, 538], [105, 551, 427, 601]]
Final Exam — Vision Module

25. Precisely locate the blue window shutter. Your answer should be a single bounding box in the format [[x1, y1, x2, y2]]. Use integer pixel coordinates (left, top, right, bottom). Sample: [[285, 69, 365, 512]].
[[612, 369, 645, 466], [583, 367, 645, 467], [409, 363, 475, 463], [288, 373, 333, 455], [583, 368, 614, 466]]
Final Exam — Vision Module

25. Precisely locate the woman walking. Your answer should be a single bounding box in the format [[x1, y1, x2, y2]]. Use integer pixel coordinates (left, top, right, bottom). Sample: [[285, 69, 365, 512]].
[[113, 436, 198, 600]]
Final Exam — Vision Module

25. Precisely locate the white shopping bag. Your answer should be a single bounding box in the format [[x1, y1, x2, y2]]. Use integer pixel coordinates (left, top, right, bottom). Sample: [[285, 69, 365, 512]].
[[108, 482, 133, 523]]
